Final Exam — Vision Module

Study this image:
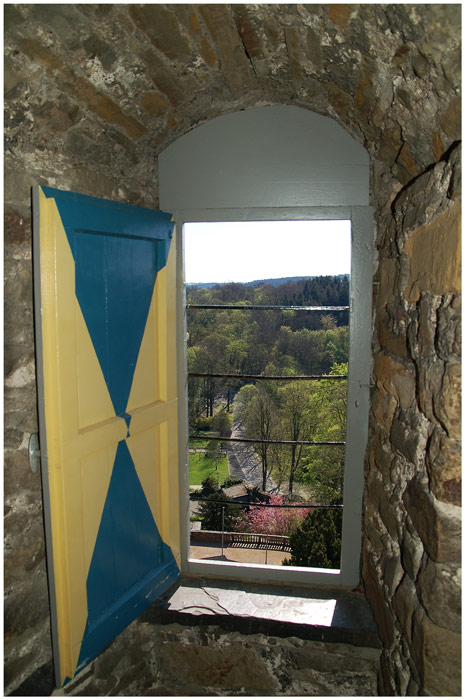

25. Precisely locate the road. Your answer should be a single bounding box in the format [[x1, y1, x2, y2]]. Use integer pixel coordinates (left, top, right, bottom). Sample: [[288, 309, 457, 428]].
[[227, 422, 279, 493]]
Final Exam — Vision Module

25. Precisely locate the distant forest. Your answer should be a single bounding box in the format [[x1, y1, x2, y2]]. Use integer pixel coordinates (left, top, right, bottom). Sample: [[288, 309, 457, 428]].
[[187, 273, 349, 414], [187, 274, 349, 529], [188, 274, 349, 307]]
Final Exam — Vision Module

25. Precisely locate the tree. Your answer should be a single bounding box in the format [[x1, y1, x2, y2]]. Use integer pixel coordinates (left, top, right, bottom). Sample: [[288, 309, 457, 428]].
[[233, 384, 257, 425], [201, 476, 218, 496], [243, 385, 280, 490], [211, 411, 232, 439], [205, 441, 223, 487], [278, 381, 317, 498], [188, 333, 228, 417], [198, 491, 241, 532], [284, 507, 342, 569], [301, 363, 348, 504], [235, 495, 310, 536]]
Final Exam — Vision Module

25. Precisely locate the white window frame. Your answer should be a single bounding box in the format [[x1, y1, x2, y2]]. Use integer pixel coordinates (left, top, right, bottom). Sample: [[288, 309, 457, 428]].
[[175, 205, 373, 588]]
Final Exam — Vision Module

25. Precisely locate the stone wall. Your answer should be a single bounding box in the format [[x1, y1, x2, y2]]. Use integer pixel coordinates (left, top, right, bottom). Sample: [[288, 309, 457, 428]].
[[50, 616, 380, 697], [364, 144, 462, 696], [4, 4, 461, 696]]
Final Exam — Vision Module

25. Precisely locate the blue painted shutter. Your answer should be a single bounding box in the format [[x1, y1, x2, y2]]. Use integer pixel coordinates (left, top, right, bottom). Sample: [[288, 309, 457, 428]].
[[33, 186, 181, 684]]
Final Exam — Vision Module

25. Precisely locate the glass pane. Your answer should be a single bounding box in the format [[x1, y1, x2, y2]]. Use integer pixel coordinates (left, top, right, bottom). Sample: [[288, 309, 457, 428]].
[[185, 221, 350, 570]]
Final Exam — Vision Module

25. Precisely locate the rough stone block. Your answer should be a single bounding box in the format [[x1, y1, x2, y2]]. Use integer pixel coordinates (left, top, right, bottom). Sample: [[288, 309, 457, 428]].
[[400, 526, 423, 580], [371, 387, 397, 433], [4, 451, 40, 500], [4, 258, 33, 305], [403, 202, 461, 302], [437, 293, 461, 361], [383, 554, 404, 596], [133, 43, 186, 106], [415, 292, 440, 361], [158, 641, 277, 691], [368, 433, 394, 477], [390, 408, 428, 467], [403, 476, 461, 563], [139, 91, 169, 117], [439, 96, 461, 140], [64, 131, 111, 165], [233, 5, 263, 60], [375, 352, 416, 411], [377, 307, 409, 359], [129, 5, 192, 63], [62, 167, 116, 200], [4, 209, 31, 247], [4, 167, 34, 210], [35, 96, 81, 135], [366, 471, 399, 540], [417, 558, 461, 633], [393, 573, 417, 645], [417, 359, 445, 424], [411, 608, 461, 696], [362, 552, 396, 649], [4, 56, 24, 96], [434, 361, 461, 440], [427, 427, 461, 505], [4, 4, 25, 29], [198, 5, 254, 91], [327, 83, 352, 120], [328, 4, 352, 29], [82, 34, 117, 71], [4, 569, 49, 637]]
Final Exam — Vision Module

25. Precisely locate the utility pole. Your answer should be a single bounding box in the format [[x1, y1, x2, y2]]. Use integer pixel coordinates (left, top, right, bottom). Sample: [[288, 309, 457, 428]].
[[221, 506, 225, 557]]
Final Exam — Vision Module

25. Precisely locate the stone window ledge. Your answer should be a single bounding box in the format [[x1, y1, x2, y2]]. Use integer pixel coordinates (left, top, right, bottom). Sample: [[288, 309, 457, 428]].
[[143, 576, 381, 650]]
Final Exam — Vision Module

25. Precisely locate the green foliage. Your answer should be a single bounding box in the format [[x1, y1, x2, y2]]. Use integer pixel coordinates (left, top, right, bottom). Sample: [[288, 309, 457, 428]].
[[211, 411, 232, 438], [198, 491, 241, 532], [189, 438, 209, 450], [234, 384, 257, 424], [284, 507, 342, 569], [242, 385, 280, 490], [201, 475, 217, 492], [300, 362, 347, 504], [188, 453, 229, 486], [221, 477, 243, 488], [195, 416, 213, 432], [187, 277, 350, 500]]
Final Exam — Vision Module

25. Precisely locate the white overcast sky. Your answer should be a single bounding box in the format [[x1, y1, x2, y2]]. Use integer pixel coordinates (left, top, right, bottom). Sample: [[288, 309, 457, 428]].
[[184, 220, 351, 284]]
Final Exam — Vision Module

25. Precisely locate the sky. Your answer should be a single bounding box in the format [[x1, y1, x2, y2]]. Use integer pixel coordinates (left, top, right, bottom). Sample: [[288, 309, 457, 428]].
[[184, 220, 351, 284]]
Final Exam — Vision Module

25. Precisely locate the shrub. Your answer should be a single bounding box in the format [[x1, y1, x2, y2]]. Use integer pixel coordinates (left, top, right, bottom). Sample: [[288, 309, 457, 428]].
[[235, 495, 310, 537], [198, 491, 241, 531], [211, 411, 232, 438], [284, 507, 342, 569], [201, 476, 218, 495], [196, 416, 213, 431], [221, 477, 243, 489]]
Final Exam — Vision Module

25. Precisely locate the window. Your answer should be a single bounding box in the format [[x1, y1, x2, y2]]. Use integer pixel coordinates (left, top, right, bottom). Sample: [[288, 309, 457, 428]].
[[174, 208, 372, 587], [184, 220, 351, 571], [159, 104, 372, 587]]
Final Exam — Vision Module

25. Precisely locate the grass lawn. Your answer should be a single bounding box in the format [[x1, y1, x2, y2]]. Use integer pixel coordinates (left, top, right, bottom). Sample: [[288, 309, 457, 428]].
[[189, 452, 229, 486], [189, 438, 210, 450]]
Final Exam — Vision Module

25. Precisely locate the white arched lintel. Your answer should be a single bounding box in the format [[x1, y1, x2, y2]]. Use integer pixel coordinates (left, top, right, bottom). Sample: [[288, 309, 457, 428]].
[[159, 105, 369, 211]]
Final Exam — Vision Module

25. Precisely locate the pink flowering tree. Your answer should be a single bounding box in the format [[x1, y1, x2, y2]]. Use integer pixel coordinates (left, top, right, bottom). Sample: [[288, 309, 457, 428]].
[[235, 495, 312, 537]]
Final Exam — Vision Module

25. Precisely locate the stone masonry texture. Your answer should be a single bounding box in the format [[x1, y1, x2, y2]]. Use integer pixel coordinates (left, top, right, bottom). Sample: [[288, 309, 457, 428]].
[[47, 618, 380, 697], [4, 4, 461, 696]]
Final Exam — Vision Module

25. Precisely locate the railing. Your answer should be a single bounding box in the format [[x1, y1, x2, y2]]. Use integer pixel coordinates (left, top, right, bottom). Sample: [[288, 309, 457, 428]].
[[228, 532, 291, 551], [190, 495, 343, 510], [190, 529, 291, 551], [187, 304, 349, 311]]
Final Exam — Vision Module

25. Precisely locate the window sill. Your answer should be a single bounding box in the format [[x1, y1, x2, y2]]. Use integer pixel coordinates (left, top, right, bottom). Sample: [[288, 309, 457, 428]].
[[143, 576, 381, 650]]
